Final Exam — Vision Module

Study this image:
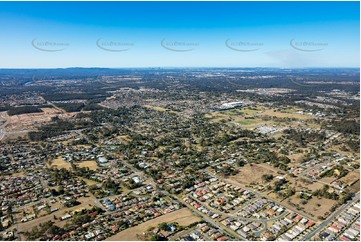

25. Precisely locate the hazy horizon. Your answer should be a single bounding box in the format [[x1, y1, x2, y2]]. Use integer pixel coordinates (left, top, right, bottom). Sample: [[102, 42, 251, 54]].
[[0, 67, 360, 70]]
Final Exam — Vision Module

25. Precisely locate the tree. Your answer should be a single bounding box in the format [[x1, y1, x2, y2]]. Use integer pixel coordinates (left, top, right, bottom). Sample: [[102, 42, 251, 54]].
[[237, 160, 246, 167], [150, 234, 167, 241], [261, 174, 274, 182], [159, 222, 169, 231]]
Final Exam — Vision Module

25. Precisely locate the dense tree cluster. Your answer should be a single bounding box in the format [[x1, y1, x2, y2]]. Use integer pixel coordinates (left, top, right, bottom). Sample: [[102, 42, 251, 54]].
[[323, 119, 360, 136], [7, 105, 43, 116], [24, 221, 65, 240], [283, 129, 327, 147]]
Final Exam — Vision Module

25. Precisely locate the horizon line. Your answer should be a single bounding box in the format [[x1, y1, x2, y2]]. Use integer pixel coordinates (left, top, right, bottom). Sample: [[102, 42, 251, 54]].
[[0, 66, 359, 70]]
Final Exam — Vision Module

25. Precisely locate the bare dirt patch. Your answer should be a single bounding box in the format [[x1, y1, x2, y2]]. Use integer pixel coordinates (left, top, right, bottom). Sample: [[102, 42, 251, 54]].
[[350, 180, 360, 193], [287, 152, 306, 163], [228, 163, 277, 186], [76, 160, 98, 171], [82, 178, 99, 186], [302, 182, 324, 193], [47, 157, 72, 170], [337, 170, 360, 186], [105, 208, 201, 241], [5, 108, 76, 132], [319, 177, 337, 184]]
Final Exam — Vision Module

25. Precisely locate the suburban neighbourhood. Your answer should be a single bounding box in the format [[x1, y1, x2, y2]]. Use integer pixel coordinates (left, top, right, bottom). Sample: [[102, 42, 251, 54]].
[[0, 67, 359, 241]]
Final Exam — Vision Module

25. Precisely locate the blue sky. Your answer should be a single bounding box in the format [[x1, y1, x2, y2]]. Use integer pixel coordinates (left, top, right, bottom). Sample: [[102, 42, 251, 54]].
[[0, 1, 359, 68]]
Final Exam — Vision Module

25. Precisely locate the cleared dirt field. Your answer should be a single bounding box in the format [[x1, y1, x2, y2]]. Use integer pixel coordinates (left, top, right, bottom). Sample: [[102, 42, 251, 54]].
[[76, 160, 98, 171], [338, 170, 360, 186], [228, 163, 277, 186], [40, 107, 62, 114], [105, 208, 201, 241], [47, 157, 72, 170], [82, 178, 99, 186], [319, 177, 337, 184], [350, 180, 360, 193], [5, 108, 76, 132]]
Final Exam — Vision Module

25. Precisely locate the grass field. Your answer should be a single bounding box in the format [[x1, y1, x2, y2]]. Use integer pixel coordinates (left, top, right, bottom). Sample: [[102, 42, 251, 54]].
[[48, 158, 98, 171], [239, 108, 260, 115], [287, 152, 306, 164], [238, 119, 259, 125], [205, 106, 313, 129], [77, 160, 98, 171], [48, 157, 72, 170], [261, 109, 313, 120], [105, 208, 201, 241], [205, 112, 229, 122], [228, 163, 277, 186], [82, 178, 99, 186], [286, 195, 338, 220]]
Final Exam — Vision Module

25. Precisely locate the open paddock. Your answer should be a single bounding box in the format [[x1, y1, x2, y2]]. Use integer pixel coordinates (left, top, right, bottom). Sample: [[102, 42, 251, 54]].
[[105, 208, 201, 241], [76, 160, 99, 171], [18, 196, 98, 234], [285, 194, 338, 220], [5, 108, 77, 132], [260, 109, 314, 120], [47, 157, 72, 170], [337, 170, 360, 186], [228, 163, 278, 186]]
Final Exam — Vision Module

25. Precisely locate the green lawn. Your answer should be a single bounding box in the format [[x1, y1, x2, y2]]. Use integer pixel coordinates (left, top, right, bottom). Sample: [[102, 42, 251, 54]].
[[238, 119, 258, 125], [239, 109, 259, 115]]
